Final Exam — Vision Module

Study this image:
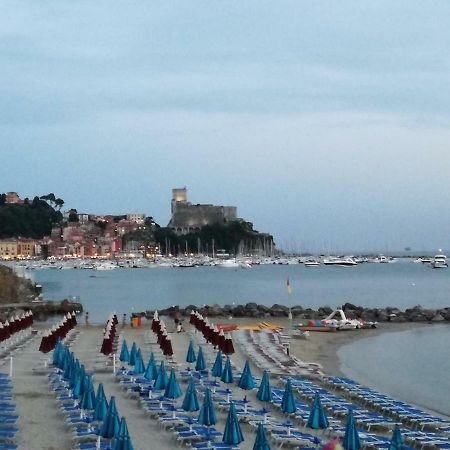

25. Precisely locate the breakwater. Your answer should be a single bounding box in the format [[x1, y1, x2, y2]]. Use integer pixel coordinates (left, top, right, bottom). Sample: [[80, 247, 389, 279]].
[[136, 302, 450, 323]]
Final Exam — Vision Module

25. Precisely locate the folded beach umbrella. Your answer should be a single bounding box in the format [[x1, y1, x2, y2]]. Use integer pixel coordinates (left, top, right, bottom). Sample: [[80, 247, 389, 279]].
[[164, 368, 182, 399], [238, 360, 255, 390], [253, 422, 270, 450], [119, 340, 130, 363], [182, 378, 200, 412], [162, 336, 173, 356], [281, 379, 297, 414], [198, 388, 217, 426], [153, 361, 168, 390], [100, 396, 120, 438], [257, 370, 273, 402], [113, 417, 134, 450], [222, 402, 244, 445], [195, 346, 206, 371], [52, 338, 62, 366], [307, 392, 329, 429], [211, 351, 223, 378], [343, 409, 361, 450], [132, 349, 145, 374], [143, 353, 158, 381], [79, 377, 96, 410], [96, 383, 107, 405], [223, 334, 235, 355], [186, 341, 196, 363], [221, 357, 234, 384], [94, 394, 108, 422], [129, 342, 137, 366], [389, 425, 404, 450]]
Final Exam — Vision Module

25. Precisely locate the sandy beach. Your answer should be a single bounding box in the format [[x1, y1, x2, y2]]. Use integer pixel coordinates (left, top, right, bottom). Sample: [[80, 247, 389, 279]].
[[2, 317, 439, 450]]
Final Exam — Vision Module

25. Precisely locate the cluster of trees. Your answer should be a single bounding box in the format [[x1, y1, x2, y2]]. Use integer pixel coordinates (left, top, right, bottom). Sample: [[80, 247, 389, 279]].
[[153, 220, 273, 255], [0, 194, 63, 239]]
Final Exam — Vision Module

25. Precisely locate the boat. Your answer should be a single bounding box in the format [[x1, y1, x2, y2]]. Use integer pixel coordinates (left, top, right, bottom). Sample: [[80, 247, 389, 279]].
[[323, 257, 358, 267], [431, 254, 448, 269], [304, 260, 320, 267], [94, 262, 117, 270], [215, 259, 240, 268]]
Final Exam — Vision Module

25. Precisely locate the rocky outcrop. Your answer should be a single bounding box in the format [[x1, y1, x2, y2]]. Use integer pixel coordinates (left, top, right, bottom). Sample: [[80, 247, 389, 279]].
[[0, 266, 38, 303], [136, 302, 450, 323]]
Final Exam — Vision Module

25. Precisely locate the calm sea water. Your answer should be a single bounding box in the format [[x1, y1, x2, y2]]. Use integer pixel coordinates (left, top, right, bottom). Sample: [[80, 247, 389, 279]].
[[31, 260, 450, 416], [338, 326, 450, 417], [31, 260, 450, 322]]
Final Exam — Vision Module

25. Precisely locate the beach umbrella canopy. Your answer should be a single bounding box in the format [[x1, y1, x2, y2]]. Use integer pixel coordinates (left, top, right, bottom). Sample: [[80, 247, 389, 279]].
[[52, 338, 62, 366], [307, 392, 329, 429], [198, 388, 217, 426], [113, 417, 134, 450], [153, 361, 168, 390], [211, 351, 223, 378], [238, 361, 255, 390], [100, 396, 120, 438], [79, 376, 96, 410], [186, 341, 196, 363], [253, 423, 270, 450], [281, 379, 296, 414], [132, 349, 145, 374], [389, 425, 404, 450], [222, 402, 244, 445], [129, 343, 137, 366], [343, 409, 361, 450], [221, 357, 234, 384], [195, 346, 206, 371], [119, 340, 130, 363], [182, 378, 200, 412], [93, 394, 108, 422], [143, 353, 158, 381], [257, 371, 272, 402], [164, 368, 182, 399], [96, 383, 107, 405]]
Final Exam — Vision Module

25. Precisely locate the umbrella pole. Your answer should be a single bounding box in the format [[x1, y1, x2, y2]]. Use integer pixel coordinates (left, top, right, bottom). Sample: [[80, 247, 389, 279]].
[[9, 356, 13, 378], [113, 354, 116, 373]]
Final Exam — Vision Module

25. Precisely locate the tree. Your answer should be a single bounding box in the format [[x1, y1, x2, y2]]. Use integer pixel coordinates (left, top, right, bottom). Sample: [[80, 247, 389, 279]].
[[54, 198, 65, 210], [68, 209, 79, 223]]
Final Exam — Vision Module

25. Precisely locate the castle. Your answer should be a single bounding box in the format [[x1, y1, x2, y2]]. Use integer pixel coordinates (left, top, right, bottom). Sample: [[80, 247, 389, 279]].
[[168, 188, 237, 235]]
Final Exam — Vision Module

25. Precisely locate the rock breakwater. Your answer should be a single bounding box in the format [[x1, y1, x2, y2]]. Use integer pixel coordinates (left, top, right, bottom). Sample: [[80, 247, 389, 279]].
[[135, 302, 450, 323]]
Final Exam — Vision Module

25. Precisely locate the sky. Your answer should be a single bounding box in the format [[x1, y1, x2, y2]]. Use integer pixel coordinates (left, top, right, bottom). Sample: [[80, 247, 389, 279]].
[[2, 1, 450, 253]]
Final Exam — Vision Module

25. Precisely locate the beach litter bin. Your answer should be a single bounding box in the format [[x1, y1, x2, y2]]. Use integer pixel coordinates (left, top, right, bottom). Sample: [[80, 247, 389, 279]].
[[131, 317, 141, 328]]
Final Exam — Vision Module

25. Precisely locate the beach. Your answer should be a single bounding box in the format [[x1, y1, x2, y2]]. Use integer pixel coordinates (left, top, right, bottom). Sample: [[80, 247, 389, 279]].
[[6, 316, 444, 450]]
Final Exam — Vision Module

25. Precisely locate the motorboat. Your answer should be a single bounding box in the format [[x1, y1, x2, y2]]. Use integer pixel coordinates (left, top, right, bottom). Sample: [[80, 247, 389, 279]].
[[304, 260, 320, 267], [215, 259, 240, 268], [323, 257, 358, 267], [431, 254, 448, 269], [322, 308, 377, 330]]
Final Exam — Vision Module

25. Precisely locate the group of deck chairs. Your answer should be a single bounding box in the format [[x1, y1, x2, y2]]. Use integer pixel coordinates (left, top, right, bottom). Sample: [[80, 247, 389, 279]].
[[234, 329, 322, 377], [322, 376, 450, 450], [0, 374, 19, 450]]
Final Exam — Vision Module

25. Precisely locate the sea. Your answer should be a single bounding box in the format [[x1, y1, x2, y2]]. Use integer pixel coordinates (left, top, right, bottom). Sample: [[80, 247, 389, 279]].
[[29, 259, 450, 416]]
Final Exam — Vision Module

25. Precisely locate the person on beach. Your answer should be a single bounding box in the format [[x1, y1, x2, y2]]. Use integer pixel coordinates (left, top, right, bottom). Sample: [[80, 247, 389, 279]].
[[122, 313, 127, 327], [85, 312, 89, 326]]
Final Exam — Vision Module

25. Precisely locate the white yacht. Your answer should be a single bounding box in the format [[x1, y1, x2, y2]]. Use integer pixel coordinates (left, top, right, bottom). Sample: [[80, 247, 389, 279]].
[[323, 257, 358, 267], [431, 254, 447, 269], [304, 260, 320, 267]]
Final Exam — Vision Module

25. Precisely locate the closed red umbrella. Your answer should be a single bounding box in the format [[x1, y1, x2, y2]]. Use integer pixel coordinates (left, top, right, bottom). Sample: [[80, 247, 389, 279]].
[[223, 334, 235, 355]]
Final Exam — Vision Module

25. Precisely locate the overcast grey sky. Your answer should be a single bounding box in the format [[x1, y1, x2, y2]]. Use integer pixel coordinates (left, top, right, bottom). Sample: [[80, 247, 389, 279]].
[[2, 1, 450, 252]]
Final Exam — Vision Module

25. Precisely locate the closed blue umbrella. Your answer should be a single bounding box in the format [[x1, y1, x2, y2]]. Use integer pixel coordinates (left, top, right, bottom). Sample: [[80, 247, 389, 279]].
[[79, 376, 96, 410], [132, 349, 145, 374], [182, 378, 200, 412], [238, 361, 255, 390], [93, 395, 108, 422], [257, 371, 272, 402], [153, 361, 168, 390], [211, 351, 223, 378], [222, 402, 244, 445], [195, 347, 206, 371], [129, 343, 137, 366], [164, 368, 182, 399], [307, 392, 329, 429], [221, 357, 234, 384], [100, 396, 120, 438], [186, 341, 196, 363], [343, 409, 361, 450], [113, 417, 134, 450], [143, 353, 158, 381], [281, 379, 296, 414], [389, 425, 404, 450], [253, 423, 270, 450], [96, 383, 107, 405], [198, 388, 217, 426], [119, 340, 130, 363], [52, 338, 62, 366]]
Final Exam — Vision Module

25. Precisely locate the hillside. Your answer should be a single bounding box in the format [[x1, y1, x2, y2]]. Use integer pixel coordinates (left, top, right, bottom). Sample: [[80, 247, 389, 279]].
[[0, 265, 38, 303]]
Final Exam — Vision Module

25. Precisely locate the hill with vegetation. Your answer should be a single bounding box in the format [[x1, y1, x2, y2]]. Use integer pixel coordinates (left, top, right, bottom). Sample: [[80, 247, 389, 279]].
[[0, 194, 63, 239]]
